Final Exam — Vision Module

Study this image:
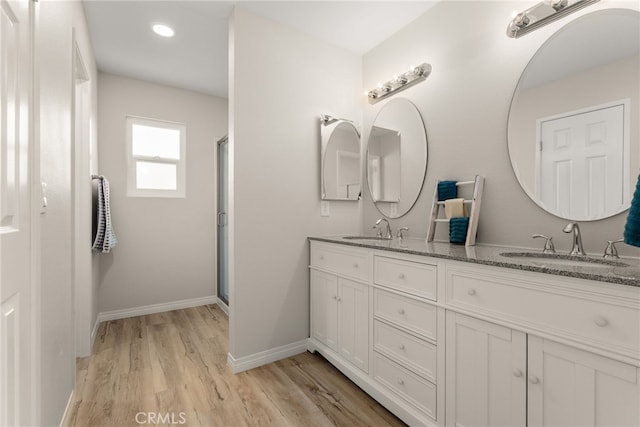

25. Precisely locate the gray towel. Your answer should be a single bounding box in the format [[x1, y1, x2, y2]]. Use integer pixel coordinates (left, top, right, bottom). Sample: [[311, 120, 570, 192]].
[[92, 176, 118, 253]]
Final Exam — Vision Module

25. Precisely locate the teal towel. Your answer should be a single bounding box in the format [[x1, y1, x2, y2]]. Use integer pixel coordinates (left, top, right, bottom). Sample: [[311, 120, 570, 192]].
[[438, 180, 457, 201], [450, 217, 469, 244], [624, 173, 640, 247]]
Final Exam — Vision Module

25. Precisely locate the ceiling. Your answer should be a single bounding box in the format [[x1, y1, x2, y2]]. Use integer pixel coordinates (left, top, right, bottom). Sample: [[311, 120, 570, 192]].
[[83, 1, 438, 98]]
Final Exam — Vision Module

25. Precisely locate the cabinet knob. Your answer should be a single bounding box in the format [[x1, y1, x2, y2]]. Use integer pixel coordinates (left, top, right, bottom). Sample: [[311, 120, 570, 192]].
[[337, 297, 342, 302], [398, 308, 405, 315], [353, 262, 359, 268], [467, 289, 476, 296], [528, 375, 540, 384], [319, 255, 324, 260], [332, 295, 337, 300], [398, 273, 405, 279], [397, 379, 405, 386], [594, 316, 608, 327], [512, 369, 523, 378], [398, 343, 406, 350]]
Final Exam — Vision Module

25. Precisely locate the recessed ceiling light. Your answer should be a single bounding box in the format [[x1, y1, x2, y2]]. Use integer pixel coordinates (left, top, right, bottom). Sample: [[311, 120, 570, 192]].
[[152, 24, 175, 38]]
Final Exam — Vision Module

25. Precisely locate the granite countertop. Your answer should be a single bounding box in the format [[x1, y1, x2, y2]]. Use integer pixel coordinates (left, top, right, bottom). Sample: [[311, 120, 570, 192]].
[[308, 235, 640, 288]]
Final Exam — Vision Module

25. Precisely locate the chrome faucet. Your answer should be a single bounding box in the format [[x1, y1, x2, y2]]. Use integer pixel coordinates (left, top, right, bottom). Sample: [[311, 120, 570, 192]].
[[563, 222, 586, 256], [373, 218, 392, 239]]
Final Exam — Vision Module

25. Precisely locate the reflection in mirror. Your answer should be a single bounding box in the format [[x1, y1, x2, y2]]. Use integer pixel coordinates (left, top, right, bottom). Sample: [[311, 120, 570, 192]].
[[368, 126, 401, 202], [367, 98, 427, 218], [321, 118, 361, 200], [508, 8, 639, 221]]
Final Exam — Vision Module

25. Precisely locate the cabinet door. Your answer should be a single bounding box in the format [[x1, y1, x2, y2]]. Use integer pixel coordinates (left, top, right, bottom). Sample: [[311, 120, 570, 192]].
[[338, 278, 369, 373], [528, 336, 640, 427], [311, 270, 338, 352], [446, 312, 527, 427]]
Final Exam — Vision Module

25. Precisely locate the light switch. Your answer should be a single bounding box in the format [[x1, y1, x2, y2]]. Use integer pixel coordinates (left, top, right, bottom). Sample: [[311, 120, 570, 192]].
[[321, 201, 330, 217]]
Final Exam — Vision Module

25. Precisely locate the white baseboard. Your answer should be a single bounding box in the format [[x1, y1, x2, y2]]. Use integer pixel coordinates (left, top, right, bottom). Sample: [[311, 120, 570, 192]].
[[59, 389, 75, 427], [227, 339, 308, 373], [216, 297, 229, 316], [97, 295, 218, 323]]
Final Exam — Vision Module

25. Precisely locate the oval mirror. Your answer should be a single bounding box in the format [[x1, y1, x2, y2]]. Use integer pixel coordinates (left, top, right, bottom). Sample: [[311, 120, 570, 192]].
[[508, 8, 640, 221], [321, 118, 361, 200], [367, 98, 427, 218]]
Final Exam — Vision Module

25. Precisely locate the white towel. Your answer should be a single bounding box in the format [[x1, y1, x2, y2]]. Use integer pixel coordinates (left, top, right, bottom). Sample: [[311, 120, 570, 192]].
[[92, 176, 118, 253], [444, 198, 468, 219]]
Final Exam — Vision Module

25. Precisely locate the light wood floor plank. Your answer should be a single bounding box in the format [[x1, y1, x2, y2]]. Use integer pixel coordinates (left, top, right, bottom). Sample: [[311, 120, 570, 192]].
[[65, 305, 405, 427]]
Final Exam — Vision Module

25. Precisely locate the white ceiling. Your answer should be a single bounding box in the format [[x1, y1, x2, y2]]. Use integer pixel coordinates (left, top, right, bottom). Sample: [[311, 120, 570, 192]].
[[82, 1, 438, 98]]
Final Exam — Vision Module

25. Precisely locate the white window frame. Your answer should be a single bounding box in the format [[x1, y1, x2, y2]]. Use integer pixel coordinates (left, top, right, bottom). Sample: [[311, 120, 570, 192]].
[[126, 116, 186, 198]]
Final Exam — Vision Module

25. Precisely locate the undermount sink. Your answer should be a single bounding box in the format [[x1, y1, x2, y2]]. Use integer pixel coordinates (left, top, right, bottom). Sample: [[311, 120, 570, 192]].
[[342, 236, 391, 241], [500, 252, 629, 269]]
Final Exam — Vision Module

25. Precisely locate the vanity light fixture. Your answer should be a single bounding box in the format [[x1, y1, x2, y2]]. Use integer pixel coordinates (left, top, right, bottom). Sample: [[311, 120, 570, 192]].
[[507, 0, 600, 38], [366, 63, 432, 104], [152, 23, 175, 38]]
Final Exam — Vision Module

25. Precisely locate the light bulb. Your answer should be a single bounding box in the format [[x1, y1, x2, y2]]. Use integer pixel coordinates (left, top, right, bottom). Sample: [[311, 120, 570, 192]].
[[152, 24, 175, 38]]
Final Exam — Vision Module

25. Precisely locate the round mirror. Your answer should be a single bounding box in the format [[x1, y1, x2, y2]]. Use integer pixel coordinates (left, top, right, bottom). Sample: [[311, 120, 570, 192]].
[[321, 120, 361, 200], [367, 98, 427, 218], [508, 8, 640, 221]]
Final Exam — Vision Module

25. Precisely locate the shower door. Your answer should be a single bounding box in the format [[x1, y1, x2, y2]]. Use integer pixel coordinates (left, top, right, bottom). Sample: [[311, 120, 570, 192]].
[[217, 136, 229, 306]]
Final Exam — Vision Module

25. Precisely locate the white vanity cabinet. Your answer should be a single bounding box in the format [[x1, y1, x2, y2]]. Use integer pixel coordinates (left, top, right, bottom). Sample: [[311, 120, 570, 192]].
[[445, 311, 527, 426], [372, 255, 441, 422], [309, 239, 640, 427], [309, 242, 371, 374], [309, 241, 444, 427], [444, 262, 640, 427], [528, 336, 640, 427], [310, 258, 369, 373]]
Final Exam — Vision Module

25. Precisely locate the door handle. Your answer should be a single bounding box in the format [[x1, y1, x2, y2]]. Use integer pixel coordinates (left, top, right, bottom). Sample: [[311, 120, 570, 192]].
[[217, 212, 226, 226]]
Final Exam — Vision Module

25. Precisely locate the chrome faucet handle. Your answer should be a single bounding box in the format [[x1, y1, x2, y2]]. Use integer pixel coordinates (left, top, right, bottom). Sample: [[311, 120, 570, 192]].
[[532, 234, 556, 254], [603, 238, 623, 259], [372, 224, 383, 238], [397, 227, 409, 240]]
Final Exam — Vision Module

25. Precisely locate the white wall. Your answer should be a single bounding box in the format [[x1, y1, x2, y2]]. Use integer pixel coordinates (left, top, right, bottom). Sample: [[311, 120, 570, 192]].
[[97, 73, 228, 313], [229, 7, 362, 362], [362, 0, 640, 256], [35, 0, 98, 424]]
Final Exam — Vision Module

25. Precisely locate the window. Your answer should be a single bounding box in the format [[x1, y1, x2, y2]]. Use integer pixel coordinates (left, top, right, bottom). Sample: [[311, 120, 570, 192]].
[[126, 116, 186, 197]]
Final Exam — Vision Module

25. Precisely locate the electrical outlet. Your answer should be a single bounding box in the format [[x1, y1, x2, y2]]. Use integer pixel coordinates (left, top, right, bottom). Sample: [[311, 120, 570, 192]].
[[321, 201, 330, 217]]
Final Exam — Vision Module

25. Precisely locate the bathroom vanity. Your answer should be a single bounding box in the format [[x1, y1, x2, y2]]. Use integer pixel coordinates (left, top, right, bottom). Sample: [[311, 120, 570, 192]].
[[307, 236, 640, 427]]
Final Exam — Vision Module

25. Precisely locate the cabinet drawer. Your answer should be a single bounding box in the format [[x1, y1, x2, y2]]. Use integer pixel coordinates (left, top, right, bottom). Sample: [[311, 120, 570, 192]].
[[446, 266, 640, 358], [374, 256, 437, 301], [310, 243, 370, 282], [374, 320, 436, 382], [374, 289, 437, 341], [374, 353, 436, 421]]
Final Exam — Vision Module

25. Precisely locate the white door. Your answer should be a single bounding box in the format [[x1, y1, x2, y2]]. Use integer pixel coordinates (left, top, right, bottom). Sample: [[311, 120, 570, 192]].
[[528, 336, 640, 427], [538, 104, 626, 219], [310, 270, 338, 352], [338, 277, 369, 373], [445, 312, 527, 427], [1, 0, 33, 425]]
